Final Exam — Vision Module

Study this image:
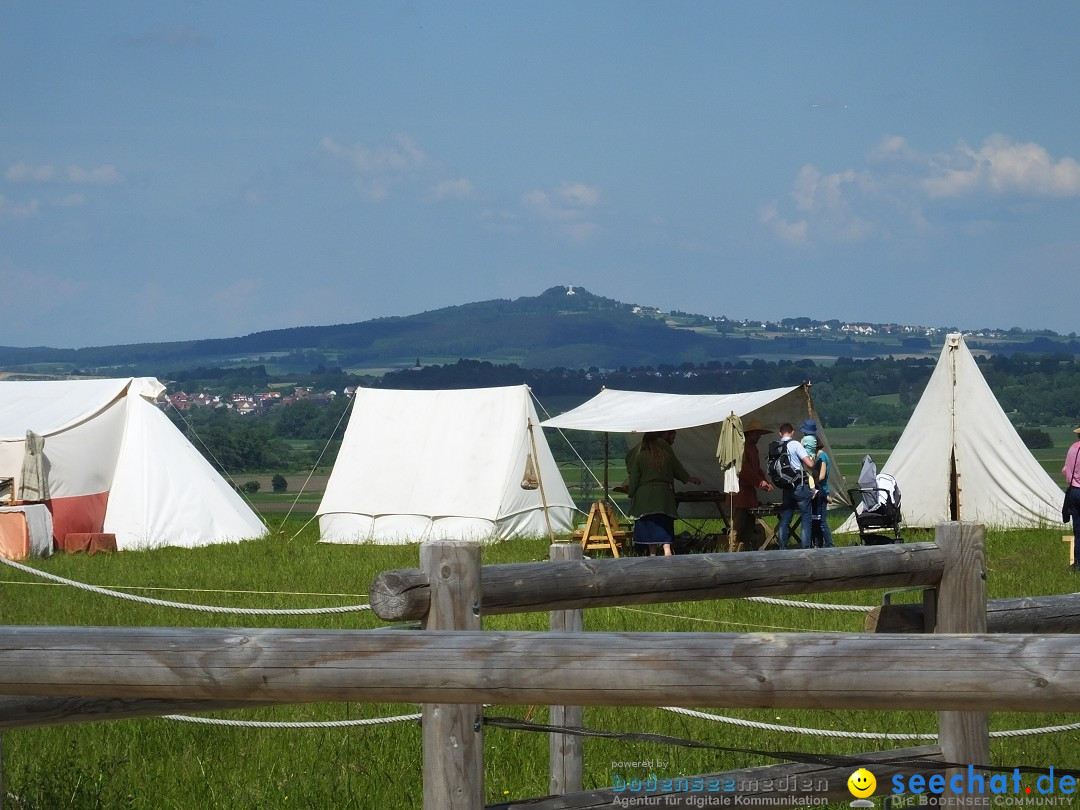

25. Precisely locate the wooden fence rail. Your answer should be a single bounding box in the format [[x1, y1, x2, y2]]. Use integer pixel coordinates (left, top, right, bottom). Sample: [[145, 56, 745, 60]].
[[370, 541, 946, 620], [1, 627, 1078, 711], [4, 522, 1075, 810]]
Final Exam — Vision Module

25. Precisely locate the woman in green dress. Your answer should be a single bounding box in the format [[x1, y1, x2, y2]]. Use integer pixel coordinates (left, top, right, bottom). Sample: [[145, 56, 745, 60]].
[[627, 430, 701, 556]]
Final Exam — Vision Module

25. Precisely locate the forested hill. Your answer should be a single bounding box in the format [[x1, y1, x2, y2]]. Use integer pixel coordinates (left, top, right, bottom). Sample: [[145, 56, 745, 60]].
[[2, 285, 1077, 376]]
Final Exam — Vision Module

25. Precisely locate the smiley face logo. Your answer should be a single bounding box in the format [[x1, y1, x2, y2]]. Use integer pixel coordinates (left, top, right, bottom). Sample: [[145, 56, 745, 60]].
[[848, 768, 876, 799]]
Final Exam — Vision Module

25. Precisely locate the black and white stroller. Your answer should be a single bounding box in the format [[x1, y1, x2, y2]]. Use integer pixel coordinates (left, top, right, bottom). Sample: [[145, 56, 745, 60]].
[[847, 455, 903, 545]]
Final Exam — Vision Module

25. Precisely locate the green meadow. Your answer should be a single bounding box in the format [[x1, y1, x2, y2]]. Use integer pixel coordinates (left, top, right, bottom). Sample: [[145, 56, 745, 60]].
[[2, 512, 1079, 809]]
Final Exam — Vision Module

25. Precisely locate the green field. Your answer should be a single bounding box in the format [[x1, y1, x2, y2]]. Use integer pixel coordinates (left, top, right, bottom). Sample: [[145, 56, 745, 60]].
[[2, 514, 1079, 809]]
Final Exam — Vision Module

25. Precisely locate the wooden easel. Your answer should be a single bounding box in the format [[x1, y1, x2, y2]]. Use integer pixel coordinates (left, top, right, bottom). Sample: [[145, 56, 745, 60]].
[[573, 500, 629, 557]]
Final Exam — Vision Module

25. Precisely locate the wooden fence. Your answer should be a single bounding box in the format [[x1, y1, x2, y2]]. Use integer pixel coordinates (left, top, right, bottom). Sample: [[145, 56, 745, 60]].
[[1, 522, 1079, 809]]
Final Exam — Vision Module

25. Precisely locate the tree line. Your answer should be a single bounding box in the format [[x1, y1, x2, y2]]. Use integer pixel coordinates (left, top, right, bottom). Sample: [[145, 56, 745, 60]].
[[166, 351, 1080, 474]]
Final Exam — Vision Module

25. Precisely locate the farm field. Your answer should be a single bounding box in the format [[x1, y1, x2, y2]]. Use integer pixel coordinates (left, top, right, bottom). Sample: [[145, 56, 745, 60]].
[[2, 513, 1079, 808]]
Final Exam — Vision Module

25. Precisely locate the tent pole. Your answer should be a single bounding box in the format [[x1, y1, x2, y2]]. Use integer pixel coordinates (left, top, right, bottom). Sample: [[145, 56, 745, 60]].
[[603, 433, 610, 503], [527, 419, 555, 542]]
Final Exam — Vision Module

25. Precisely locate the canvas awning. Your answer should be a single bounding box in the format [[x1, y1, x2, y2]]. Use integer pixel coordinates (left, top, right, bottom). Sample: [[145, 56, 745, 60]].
[[541, 385, 847, 511]]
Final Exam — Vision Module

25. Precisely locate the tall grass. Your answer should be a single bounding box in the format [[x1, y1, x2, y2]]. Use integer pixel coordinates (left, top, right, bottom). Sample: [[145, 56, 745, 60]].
[[2, 517, 1078, 808]]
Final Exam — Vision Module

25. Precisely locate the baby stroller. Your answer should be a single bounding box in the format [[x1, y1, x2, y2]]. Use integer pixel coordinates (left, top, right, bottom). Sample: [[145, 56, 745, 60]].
[[847, 455, 903, 545]]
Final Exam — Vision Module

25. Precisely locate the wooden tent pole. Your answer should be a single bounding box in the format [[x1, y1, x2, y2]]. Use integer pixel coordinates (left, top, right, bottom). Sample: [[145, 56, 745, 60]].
[[603, 432, 609, 501], [527, 418, 555, 542]]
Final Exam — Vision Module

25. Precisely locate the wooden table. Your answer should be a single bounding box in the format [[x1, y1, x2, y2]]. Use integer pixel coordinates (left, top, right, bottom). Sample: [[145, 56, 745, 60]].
[[748, 504, 801, 550]]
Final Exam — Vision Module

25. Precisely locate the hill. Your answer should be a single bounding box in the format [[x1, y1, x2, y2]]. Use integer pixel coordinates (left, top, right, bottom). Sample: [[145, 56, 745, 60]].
[[1, 286, 1077, 377]]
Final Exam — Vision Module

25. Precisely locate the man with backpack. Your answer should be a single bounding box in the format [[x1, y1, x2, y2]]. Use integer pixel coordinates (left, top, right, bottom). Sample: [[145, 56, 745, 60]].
[[770, 422, 817, 550]]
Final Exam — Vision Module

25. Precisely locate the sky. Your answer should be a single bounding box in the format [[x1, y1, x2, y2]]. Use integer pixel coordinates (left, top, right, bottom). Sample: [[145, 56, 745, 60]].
[[3, 1, 1080, 349]]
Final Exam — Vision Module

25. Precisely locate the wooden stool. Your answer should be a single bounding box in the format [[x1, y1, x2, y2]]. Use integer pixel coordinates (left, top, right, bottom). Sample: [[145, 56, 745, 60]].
[[571, 501, 630, 557]]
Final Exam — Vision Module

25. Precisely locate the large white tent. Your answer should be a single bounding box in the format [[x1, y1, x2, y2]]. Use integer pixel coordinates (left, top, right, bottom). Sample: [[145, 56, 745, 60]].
[[838, 333, 1065, 531], [0, 377, 267, 551], [540, 384, 846, 514], [318, 385, 576, 544]]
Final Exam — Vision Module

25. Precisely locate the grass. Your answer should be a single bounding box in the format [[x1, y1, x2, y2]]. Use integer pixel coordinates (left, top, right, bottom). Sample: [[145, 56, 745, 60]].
[[2, 516, 1079, 808]]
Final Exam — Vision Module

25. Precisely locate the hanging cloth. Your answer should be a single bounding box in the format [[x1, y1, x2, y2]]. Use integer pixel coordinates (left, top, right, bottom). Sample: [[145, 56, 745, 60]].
[[716, 412, 744, 494], [19, 430, 50, 502]]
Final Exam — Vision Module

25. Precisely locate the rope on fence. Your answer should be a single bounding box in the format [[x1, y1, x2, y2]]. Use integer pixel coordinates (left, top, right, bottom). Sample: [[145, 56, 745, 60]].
[[0, 556, 371, 616], [661, 707, 1080, 740], [156, 704, 1080, 739], [741, 595, 875, 612], [161, 711, 422, 729]]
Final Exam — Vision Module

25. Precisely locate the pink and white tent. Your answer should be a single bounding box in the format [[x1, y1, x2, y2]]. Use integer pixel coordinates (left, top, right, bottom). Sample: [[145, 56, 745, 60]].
[[0, 377, 267, 551]]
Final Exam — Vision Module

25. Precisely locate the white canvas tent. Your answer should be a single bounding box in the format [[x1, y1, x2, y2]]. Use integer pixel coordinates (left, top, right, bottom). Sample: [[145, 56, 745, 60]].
[[318, 385, 576, 544], [838, 333, 1065, 531], [541, 385, 846, 514], [0, 377, 267, 551]]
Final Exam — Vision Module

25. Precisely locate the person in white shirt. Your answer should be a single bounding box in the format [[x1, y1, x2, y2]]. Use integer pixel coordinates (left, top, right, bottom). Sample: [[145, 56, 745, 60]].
[[776, 422, 816, 550]]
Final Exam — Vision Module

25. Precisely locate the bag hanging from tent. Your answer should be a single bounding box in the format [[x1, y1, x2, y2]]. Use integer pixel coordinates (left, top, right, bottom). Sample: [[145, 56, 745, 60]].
[[521, 453, 540, 490]]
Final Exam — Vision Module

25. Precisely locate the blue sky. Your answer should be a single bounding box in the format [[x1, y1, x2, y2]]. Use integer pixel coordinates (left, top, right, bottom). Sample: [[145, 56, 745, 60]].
[[3, 2, 1079, 349]]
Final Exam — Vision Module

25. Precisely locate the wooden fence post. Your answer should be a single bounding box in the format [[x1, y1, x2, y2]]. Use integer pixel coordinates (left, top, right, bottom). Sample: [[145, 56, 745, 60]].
[[933, 522, 991, 793], [548, 543, 584, 795], [421, 541, 484, 810]]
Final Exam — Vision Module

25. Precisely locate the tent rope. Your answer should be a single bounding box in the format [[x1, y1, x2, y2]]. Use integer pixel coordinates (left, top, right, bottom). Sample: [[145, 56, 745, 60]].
[[0, 556, 370, 616], [529, 391, 629, 521], [282, 393, 356, 535], [164, 399, 270, 533]]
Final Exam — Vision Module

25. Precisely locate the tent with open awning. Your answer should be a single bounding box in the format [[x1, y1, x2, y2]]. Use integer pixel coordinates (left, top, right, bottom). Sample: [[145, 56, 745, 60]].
[[540, 384, 846, 515]]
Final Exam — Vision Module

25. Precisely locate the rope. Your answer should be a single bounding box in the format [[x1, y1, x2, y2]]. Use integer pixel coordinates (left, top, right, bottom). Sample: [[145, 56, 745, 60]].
[[661, 706, 933, 741], [613, 605, 833, 632], [661, 707, 1080, 741], [161, 711, 421, 729], [165, 401, 270, 534], [0, 556, 370, 616], [0, 580, 366, 598], [282, 394, 356, 535], [742, 596, 874, 613], [530, 392, 629, 521], [161, 704, 1080, 739]]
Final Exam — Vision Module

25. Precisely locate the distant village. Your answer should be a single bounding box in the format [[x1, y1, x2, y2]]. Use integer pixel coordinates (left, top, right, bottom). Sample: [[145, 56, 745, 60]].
[[166, 385, 357, 416]]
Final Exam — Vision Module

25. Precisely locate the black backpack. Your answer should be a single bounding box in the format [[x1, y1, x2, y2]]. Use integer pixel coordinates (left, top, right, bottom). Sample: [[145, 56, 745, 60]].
[[767, 438, 804, 490]]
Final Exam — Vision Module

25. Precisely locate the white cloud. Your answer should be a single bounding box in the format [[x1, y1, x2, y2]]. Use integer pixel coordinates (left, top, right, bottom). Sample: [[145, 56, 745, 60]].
[[921, 135, 1080, 199], [764, 165, 875, 244], [427, 178, 475, 201], [0, 195, 41, 223], [54, 194, 87, 208], [5, 162, 56, 183], [558, 182, 600, 208], [765, 133, 1080, 247], [318, 134, 429, 201], [66, 164, 122, 185], [4, 161, 121, 185], [759, 201, 807, 245], [520, 182, 602, 243]]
